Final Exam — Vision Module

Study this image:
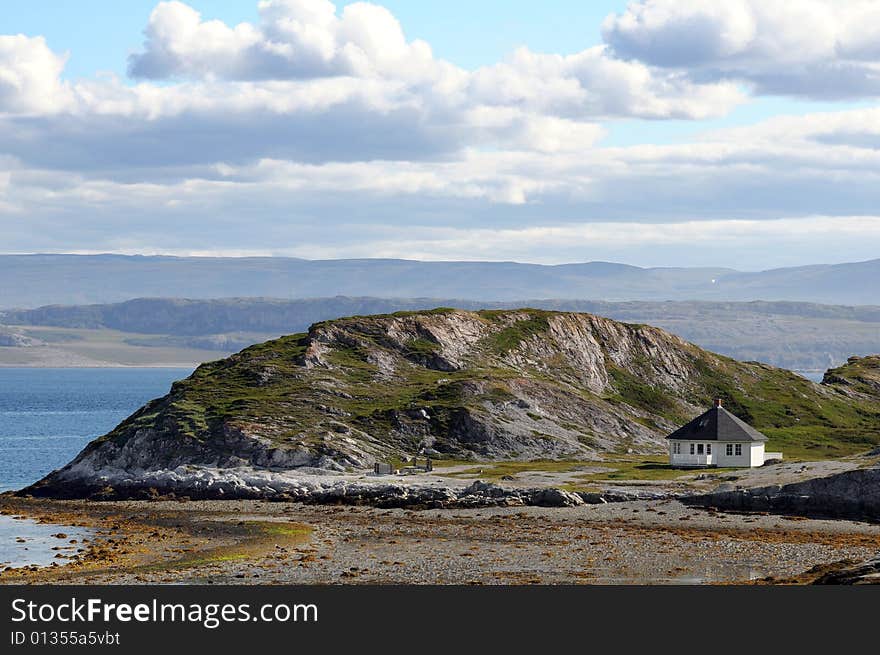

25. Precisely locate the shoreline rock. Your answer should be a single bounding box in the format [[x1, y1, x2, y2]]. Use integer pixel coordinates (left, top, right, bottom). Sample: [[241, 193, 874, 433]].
[[813, 555, 880, 584], [20, 465, 676, 509], [682, 466, 880, 523]]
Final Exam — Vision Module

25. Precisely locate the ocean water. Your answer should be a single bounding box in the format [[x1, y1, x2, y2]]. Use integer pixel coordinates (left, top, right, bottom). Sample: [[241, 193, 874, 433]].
[[0, 368, 192, 493], [0, 515, 94, 569]]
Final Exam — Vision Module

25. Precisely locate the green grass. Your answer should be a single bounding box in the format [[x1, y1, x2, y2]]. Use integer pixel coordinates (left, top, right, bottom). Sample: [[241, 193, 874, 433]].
[[440, 456, 744, 485], [443, 459, 600, 480], [606, 365, 684, 422], [478, 309, 552, 354], [425, 458, 480, 468], [403, 337, 440, 357], [759, 427, 878, 461], [574, 456, 742, 482], [260, 523, 313, 538]]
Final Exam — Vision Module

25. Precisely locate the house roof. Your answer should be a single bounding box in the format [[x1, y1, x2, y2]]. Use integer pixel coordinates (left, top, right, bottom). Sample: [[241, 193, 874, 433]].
[[666, 404, 768, 442]]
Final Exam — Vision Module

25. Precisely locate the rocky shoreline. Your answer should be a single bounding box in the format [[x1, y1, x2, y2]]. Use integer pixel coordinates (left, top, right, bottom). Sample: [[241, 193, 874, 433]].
[[683, 466, 880, 523], [21, 465, 674, 508], [3, 496, 879, 585], [23, 457, 880, 522]]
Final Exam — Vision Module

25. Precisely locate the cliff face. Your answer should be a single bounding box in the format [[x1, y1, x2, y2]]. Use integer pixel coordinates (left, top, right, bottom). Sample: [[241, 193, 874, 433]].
[[26, 309, 880, 498]]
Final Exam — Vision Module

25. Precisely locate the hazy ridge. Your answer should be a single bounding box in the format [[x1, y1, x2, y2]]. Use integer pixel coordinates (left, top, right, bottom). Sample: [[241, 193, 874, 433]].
[[3, 296, 879, 372], [3, 254, 880, 307]]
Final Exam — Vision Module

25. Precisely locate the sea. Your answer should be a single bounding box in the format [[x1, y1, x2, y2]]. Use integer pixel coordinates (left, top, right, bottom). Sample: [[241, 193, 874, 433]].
[[0, 367, 193, 493]]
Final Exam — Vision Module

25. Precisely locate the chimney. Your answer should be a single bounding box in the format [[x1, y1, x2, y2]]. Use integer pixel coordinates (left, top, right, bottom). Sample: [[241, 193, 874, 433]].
[[714, 398, 723, 408]]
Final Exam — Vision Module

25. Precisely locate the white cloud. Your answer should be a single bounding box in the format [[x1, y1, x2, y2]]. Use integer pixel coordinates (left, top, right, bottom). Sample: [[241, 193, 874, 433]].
[[8, 102, 880, 217], [0, 35, 71, 113], [274, 215, 880, 264], [3, 1, 880, 268], [124, 1, 742, 123], [603, 0, 880, 98], [128, 0, 439, 81], [5, 113, 880, 268], [468, 46, 744, 121], [0, 2, 747, 174]]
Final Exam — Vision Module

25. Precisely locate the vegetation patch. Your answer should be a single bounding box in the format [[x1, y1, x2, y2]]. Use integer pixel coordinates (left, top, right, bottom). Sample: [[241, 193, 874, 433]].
[[574, 456, 741, 483], [444, 459, 599, 480], [479, 310, 552, 354], [403, 337, 439, 357], [606, 365, 683, 421]]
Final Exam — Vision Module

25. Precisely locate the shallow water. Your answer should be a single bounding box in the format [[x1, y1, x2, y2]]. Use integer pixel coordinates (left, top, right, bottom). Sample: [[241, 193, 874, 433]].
[[0, 367, 192, 492], [0, 514, 94, 569], [588, 562, 770, 585]]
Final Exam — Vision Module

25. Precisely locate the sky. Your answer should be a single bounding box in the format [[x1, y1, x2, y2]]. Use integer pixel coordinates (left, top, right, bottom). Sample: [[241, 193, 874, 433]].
[[2, 0, 880, 269]]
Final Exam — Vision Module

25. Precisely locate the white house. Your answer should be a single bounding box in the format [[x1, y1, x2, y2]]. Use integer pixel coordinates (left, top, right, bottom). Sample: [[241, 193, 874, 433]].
[[667, 399, 782, 468]]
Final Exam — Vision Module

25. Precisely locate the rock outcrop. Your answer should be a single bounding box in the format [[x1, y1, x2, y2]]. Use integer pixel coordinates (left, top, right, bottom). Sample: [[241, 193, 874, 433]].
[[813, 555, 880, 584], [683, 466, 880, 522], [23, 464, 674, 508]]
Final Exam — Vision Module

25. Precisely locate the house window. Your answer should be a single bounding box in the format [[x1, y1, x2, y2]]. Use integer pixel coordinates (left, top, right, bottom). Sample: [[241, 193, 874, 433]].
[[672, 443, 680, 454], [735, 444, 742, 456], [697, 444, 704, 455], [706, 444, 712, 455], [690, 443, 695, 455], [726, 444, 733, 456]]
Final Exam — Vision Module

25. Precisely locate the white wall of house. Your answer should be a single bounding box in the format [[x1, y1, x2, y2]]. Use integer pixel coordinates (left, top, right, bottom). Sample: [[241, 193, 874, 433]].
[[749, 442, 765, 467], [669, 440, 765, 467], [669, 440, 715, 467]]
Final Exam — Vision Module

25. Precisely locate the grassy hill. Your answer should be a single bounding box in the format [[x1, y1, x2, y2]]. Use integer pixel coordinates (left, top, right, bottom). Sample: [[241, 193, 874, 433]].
[[28, 309, 880, 498]]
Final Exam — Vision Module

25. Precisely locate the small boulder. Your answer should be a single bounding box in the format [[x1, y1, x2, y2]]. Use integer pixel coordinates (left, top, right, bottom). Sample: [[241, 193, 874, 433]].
[[528, 488, 584, 507]]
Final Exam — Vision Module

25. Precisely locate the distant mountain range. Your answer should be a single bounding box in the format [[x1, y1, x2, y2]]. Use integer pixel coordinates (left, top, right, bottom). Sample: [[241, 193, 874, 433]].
[[2, 254, 880, 307], [2, 297, 878, 372]]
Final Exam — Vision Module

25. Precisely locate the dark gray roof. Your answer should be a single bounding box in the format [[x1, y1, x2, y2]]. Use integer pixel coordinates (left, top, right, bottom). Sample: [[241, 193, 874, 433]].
[[666, 406, 768, 442]]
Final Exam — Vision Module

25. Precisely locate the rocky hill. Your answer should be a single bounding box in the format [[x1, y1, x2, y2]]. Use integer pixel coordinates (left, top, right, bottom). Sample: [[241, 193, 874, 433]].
[[25, 309, 880, 499], [823, 355, 880, 397]]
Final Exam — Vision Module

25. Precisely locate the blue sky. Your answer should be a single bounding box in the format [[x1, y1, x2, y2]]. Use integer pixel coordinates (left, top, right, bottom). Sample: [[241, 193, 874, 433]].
[[1, 1, 880, 268]]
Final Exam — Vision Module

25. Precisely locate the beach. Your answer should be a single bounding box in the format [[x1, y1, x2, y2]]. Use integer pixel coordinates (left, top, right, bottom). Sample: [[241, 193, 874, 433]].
[[3, 495, 878, 585]]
